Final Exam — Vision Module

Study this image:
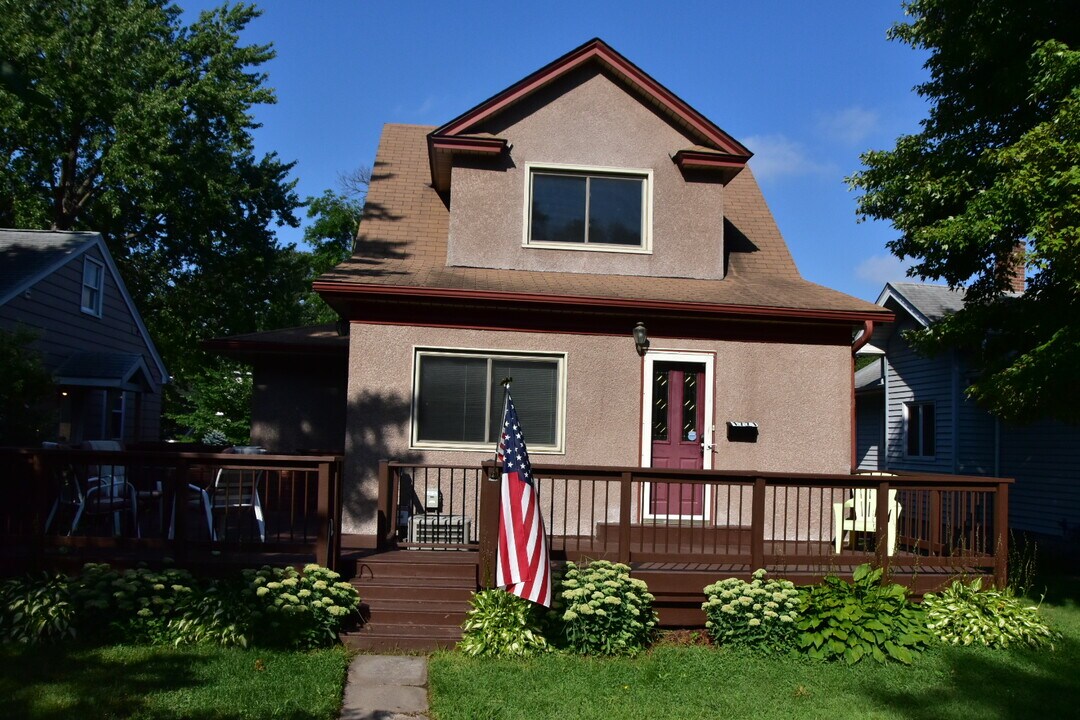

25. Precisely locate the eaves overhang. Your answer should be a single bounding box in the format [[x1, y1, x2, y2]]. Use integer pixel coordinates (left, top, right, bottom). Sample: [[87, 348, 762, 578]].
[[313, 280, 894, 328], [426, 38, 752, 192]]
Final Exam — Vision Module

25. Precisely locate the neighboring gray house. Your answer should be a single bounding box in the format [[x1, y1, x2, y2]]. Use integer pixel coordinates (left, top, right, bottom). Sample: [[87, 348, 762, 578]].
[[855, 281, 1080, 538], [0, 229, 168, 443]]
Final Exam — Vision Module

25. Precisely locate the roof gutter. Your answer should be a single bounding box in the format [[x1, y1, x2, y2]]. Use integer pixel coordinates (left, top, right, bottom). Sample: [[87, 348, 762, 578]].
[[313, 280, 894, 325]]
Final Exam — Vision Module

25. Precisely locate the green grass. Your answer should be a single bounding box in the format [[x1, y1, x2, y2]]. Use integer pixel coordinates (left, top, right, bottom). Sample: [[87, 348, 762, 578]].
[[0, 643, 351, 720], [430, 577, 1080, 720]]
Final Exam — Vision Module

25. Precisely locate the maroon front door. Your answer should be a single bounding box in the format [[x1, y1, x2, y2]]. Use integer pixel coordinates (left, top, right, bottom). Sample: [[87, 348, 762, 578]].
[[649, 362, 706, 517]]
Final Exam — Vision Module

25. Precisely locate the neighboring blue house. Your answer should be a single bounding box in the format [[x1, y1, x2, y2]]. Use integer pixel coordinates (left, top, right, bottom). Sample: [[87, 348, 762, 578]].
[[855, 282, 1080, 538], [0, 229, 168, 444]]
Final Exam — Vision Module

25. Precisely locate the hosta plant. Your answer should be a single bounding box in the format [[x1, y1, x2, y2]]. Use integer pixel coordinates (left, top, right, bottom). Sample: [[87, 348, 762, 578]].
[[459, 589, 550, 658], [702, 569, 802, 653], [559, 560, 657, 656], [923, 578, 1057, 650], [0, 573, 75, 644], [796, 564, 931, 664]]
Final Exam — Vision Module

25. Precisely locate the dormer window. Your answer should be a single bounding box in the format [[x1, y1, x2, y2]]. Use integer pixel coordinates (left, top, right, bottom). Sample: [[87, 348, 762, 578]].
[[81, 256, 104, 317], [524, 163, 652, 253]]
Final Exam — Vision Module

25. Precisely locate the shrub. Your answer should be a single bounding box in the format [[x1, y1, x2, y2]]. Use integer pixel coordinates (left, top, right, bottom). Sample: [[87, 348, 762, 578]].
[[702, 569, 802, 653], [923, 578, 1057, 650], [459, 589, 550, 658], [71, 563, 200, 644], [558, 560, 657, 656], [241, 564, 361, 649], [796, 564, 930, 664], [0, 573, 75, 644], [0, 562, 360, 650]]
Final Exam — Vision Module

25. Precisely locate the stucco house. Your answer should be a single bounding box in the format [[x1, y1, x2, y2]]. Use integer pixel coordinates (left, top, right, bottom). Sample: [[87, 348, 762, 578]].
[[0, 229, 168, 444], [294, 39, 893, 546], [855, 281, 1080, 538]]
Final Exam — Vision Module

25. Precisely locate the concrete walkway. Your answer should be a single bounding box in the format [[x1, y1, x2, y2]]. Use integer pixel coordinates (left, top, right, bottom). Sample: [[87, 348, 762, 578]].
[[340, 655, 430, 720]]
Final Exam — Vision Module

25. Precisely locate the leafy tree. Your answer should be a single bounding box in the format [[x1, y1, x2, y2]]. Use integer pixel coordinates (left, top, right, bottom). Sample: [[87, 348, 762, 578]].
[[0, 328, 55, 445], [0, 0, 311, 436], [164, 358, 252, 445], [295, 167, 368, 324], [850, 0, 1080, 423]]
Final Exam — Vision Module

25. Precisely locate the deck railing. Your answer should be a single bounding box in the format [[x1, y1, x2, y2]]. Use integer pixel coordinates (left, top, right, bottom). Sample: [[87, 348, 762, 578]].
[[379, 461, 1012, 588], [0, 447, 343, 571]]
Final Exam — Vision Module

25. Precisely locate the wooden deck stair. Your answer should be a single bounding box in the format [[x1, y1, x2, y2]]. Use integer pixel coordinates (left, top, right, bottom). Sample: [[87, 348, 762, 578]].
[[341, 550, 476, 652]]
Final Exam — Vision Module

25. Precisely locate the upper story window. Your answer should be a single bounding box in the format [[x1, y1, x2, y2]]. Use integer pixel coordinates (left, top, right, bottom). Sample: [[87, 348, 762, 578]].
[[81, 256, 104, 317], [904, 401, 936, 458], [524, 163, 652, 253], [412, 349, 565, 452]]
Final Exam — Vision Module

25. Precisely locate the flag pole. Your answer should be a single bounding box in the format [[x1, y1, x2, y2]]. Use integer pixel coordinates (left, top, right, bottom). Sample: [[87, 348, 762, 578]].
[[488, 376, 512, 481]]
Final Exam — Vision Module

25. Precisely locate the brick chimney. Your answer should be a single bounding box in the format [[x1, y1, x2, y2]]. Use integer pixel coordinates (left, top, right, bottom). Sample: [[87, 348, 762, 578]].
[[999, 242, 1026, 294]]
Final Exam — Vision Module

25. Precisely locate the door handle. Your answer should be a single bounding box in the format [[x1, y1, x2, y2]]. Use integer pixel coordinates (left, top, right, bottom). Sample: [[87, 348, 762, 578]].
[[701, 442, 716, 453]]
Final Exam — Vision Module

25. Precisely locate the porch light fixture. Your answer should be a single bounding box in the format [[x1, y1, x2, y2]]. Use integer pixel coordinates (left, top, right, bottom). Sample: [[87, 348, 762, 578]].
[[633, 322, 649, 356]]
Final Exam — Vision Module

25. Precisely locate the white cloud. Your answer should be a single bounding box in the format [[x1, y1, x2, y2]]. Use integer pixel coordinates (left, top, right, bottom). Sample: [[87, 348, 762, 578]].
[[855, 253, 916, 285], [392, 95, 437, 120], [742, 133, 832, 181], [816, 106, 880, 146]]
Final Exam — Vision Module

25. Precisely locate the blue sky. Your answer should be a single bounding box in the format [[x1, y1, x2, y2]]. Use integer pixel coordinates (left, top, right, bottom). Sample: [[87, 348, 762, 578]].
[[183, 1, 932, 302]]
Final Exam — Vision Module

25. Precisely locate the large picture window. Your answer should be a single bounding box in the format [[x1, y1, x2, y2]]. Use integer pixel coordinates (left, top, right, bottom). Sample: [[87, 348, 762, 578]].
[[904, 402, 935, 458], [81, 256, 104, 316], [525, 163, 650, 252], [413, 350, 564, 451]]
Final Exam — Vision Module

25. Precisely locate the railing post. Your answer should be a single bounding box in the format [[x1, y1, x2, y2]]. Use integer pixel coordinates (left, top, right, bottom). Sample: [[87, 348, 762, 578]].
[[618, 472, 632, 565], [478, 465, 502, 589], [994, 482, 1009, 589], [29, 450, 47, 569], [315, 461, 331, 568], [377, 460, 392, 549], [172, 461, 190, 563], [751, 477, 766, 570], [929, 489, 942, 554], [875, 478, 891, 575]]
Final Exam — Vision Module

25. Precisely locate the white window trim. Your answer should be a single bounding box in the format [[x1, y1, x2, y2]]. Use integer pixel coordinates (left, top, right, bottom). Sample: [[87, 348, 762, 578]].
[[903, 401, 936, 459], [409, 346, 567, 454], [81, 256, 104, 317], [640, 350, 715, 522], [522, 161, 653, 255]]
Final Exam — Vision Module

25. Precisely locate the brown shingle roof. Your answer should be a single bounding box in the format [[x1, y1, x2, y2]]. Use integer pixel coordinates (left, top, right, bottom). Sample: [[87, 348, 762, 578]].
[[319, 124, 886, 318]]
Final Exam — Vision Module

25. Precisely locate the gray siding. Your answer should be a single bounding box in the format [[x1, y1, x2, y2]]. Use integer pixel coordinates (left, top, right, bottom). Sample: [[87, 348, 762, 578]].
[[883, 317, 954, 472], [1000, 420, 1080, 537], [855, 392, 883, 470], [0, 245, 163, 441]]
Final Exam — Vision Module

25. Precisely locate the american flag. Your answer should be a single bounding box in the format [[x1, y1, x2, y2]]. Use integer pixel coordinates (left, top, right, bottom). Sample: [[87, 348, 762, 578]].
[[495, 392, 552, 606]]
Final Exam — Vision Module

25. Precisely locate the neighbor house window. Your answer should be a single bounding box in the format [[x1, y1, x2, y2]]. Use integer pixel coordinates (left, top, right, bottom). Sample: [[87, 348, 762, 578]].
[[413, 350, 565, 451], [905, 402, 935, 458], [81, 256, 104, 316], [525, 163, 651, 252]]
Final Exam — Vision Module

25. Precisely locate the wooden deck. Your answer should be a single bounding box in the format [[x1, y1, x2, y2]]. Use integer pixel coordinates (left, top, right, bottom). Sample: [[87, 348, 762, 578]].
[[340, 541, 991, 650]]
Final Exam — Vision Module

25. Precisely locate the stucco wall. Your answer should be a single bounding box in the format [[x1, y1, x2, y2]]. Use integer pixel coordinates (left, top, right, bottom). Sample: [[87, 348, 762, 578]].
[[343, 323, 852, 538], [446, 66, 725, 280]]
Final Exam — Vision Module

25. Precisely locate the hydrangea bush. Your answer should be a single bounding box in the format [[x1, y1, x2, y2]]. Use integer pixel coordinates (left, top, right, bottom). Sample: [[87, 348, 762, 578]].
[[702, 569, 802, 652], [242, 564, 360, 649], [559, 560, 657, 656]]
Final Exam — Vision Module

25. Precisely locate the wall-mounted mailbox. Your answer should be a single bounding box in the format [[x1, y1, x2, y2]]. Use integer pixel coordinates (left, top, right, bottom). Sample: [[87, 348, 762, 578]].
[[726, 421, 759, 443]]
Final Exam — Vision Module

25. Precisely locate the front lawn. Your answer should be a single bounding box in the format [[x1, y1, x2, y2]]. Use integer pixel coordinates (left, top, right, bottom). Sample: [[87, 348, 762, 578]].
[[0, 644, 350, 720], [430, 578, 1080, 720]]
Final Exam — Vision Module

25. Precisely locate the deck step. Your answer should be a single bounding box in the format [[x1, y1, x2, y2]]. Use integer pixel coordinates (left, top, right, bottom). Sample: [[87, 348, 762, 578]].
[[351, 574, 475, 589], [352, 583, 474, 603], [353, 561, 477, 581], [342, 632, 459, 652], [363, 608, 468, 626]]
